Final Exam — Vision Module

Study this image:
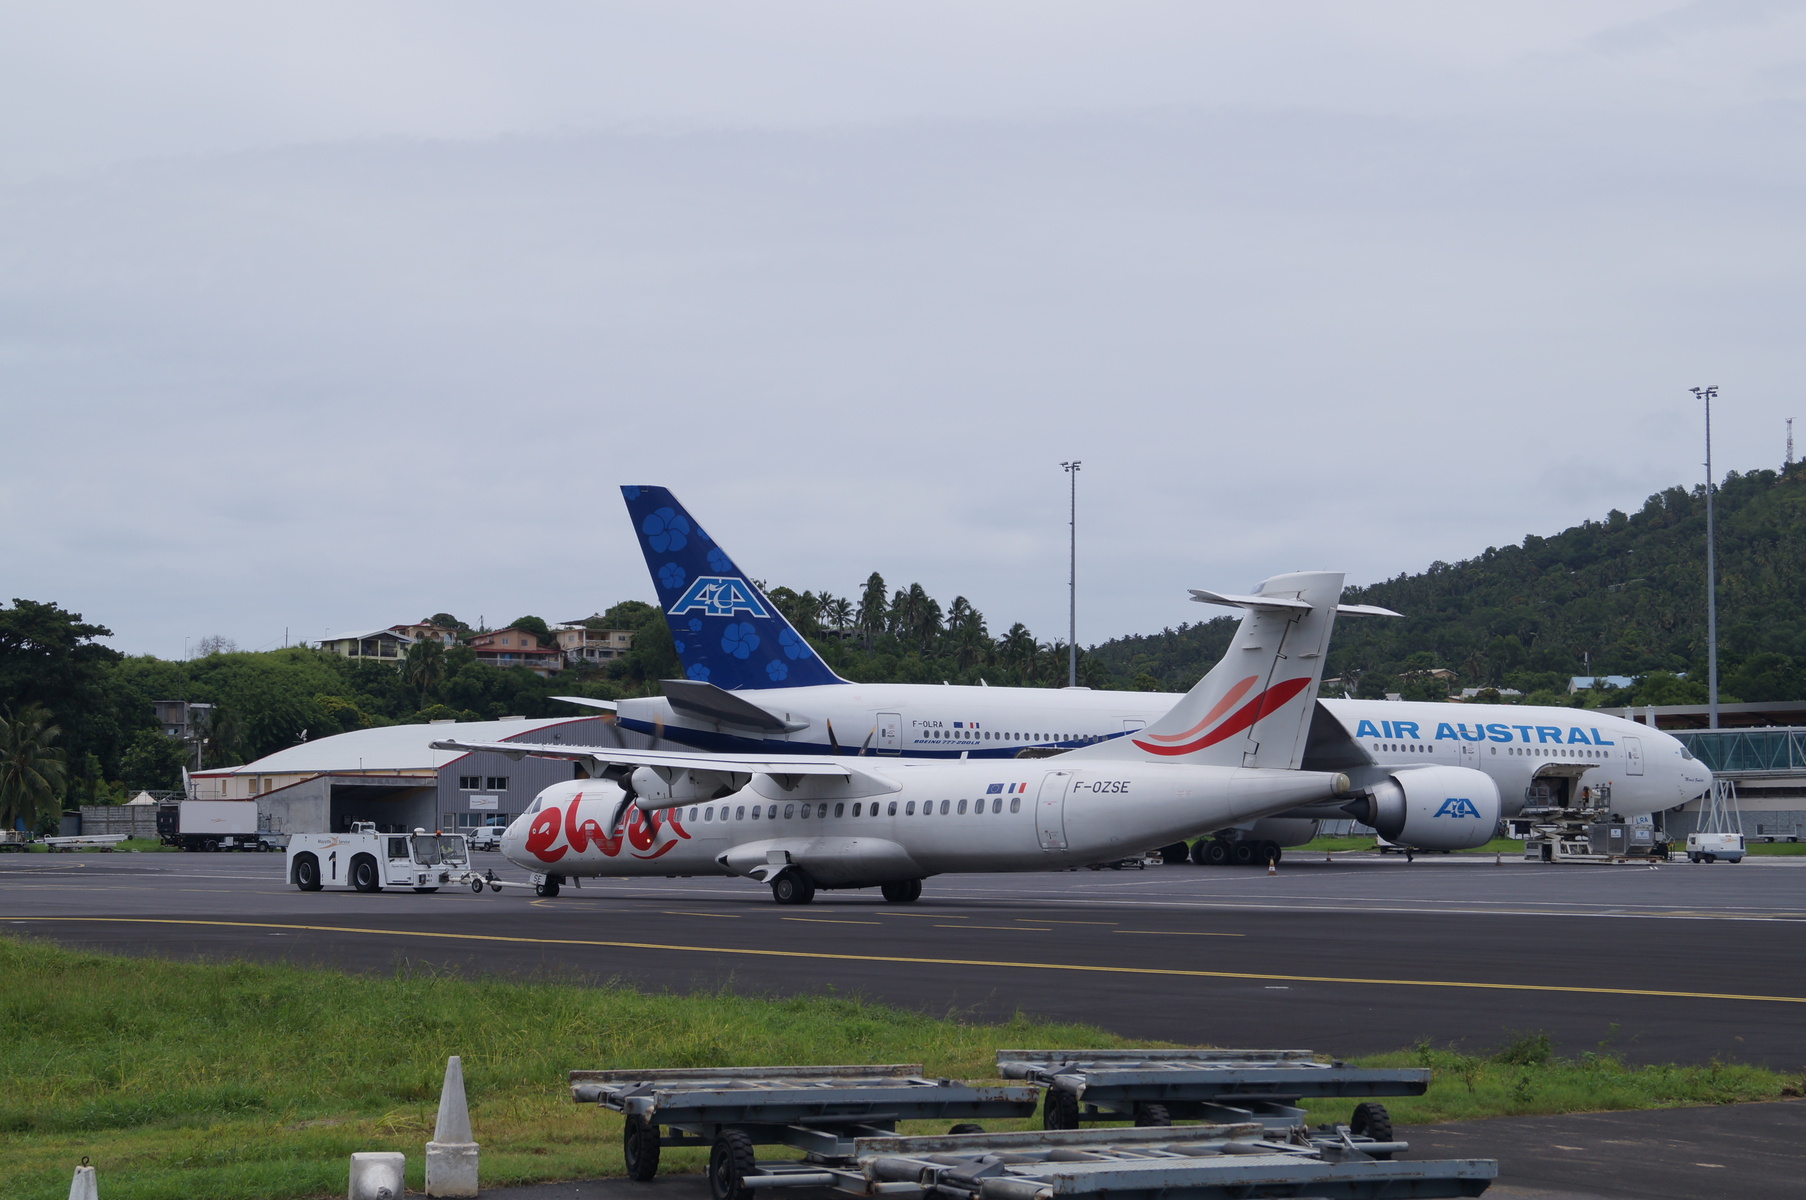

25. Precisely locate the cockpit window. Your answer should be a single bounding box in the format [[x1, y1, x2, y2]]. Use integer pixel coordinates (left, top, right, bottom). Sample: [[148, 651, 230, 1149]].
[[527, 796, 543, 814], [1680, 749, 1695, 761]]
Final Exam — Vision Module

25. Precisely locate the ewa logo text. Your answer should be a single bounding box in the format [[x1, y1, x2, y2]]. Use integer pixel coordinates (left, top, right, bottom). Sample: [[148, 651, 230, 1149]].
[[668, 576, 772, 619], [1434, 798, 1482, 819]]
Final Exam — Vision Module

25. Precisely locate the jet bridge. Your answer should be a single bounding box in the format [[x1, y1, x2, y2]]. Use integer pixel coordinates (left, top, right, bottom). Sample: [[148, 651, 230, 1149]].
[[568, 1057, 1492, 1200]]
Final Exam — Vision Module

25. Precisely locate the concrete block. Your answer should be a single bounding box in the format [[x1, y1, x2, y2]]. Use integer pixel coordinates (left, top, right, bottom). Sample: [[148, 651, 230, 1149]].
[[349, 1151, 405, 1200], [68, 1164, 98, 1200], [425, 1140, 480, 1197]]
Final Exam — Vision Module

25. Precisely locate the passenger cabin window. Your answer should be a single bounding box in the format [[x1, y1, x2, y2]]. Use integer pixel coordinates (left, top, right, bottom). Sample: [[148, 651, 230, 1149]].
[[1010, 797, 1021, 813]]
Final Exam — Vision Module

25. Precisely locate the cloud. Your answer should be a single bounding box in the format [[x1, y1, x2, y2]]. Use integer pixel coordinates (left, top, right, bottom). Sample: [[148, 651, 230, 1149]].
[[1, 6, 1801, 655]]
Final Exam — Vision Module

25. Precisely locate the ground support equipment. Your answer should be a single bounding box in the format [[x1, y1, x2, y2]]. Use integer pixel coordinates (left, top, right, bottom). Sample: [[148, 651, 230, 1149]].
[[841, 1124, 1492, 1200], [995, 1049, 1428, 1151], [570, 1064, 1040, 1188], [570, 1062, 1492, 1200]]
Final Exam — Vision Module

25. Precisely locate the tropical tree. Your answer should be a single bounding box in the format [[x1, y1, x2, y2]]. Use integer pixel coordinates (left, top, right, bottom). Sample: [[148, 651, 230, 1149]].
[[856, 573, 888, 648], [946, 597, 990, 670], [403, 636, 448, 706], [999, 623, 1038, 677], [0, 704, 67, 832]]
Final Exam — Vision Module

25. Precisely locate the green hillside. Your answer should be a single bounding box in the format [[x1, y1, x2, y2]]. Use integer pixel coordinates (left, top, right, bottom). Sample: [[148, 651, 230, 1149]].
[[5, 464, 1801, 822], [1092, 462, 1806, 707]]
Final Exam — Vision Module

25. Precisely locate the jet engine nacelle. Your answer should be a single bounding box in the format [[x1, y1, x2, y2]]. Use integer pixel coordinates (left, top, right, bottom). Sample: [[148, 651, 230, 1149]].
[[1349, 766, 1500, 850]]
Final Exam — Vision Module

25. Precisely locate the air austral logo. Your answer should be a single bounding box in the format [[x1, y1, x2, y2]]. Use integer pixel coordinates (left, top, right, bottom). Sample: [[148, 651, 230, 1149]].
[[1434, 798, 1482, 819], [1131, 674, 1314, 757], [668, 576, 772, 619]]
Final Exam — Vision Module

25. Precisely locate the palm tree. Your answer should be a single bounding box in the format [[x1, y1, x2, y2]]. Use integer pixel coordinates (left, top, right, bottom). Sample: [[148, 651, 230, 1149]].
[[403, 637, 448, 707], [0, 705, 67, 834], [1000, 623, 1037, 677], [823, 595, 854, 637], [857, 573, 888, 648]]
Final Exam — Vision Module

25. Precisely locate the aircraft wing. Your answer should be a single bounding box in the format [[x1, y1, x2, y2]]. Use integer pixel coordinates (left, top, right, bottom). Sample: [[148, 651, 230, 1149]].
[[429, 738, 858, 778], [551, 695, 618, 714]]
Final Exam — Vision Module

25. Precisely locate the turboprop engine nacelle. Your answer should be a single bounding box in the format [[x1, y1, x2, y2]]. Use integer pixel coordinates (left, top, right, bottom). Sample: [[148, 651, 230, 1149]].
[[629, 765, 741, 811], [1347, 766, 1500, 850]]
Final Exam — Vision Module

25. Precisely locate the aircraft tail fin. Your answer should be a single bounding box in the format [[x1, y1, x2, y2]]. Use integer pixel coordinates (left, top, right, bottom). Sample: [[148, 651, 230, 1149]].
[[1072, 571, 1346, 769], [622, 486, 847, 691]]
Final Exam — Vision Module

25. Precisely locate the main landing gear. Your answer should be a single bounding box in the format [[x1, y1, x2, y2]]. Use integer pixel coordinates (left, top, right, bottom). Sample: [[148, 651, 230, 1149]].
[[1187, 838, 1281, 867], [770, 871, 816, 905]]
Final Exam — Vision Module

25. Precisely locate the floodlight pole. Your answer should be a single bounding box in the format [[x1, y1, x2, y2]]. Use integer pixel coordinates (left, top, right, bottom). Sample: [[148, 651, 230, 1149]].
[[1692, 386, 1720, 730], [1061, 461, 1081, 688]]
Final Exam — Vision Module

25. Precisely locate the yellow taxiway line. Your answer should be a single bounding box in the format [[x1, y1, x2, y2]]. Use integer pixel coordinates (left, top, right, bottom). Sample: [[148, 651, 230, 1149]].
[[5, 915, 1802, 1005]]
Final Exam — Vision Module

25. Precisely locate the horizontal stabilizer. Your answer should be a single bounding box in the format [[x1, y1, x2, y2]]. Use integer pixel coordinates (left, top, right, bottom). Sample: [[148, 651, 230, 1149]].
[[660, 679, 808, 733], [1189, 588, 1310, 612], [1191, 590, 1400, 618], [552, 695, 619, 714]]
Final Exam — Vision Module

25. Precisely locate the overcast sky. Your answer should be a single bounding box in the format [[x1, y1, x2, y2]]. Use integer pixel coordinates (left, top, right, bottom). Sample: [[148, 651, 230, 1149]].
[[3, 3, 1803, 659]]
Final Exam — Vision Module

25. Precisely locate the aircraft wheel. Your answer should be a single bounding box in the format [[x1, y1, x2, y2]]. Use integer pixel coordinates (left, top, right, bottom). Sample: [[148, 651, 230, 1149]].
[[1351, 1102, 1393, 1157], [1262, 841, 1283, 865], [1134, 1103, 1171, 1127], [770, 871, 816, 905], [535, 875, 562, 897], [1042, 1089, 1080, 1130], [350, 855, 382, 893], [881, 879, 922, 903], [1204, 840, 1230, 866], [709, 1129, 756, 1200], [1230, 841, 1257, 867], [1159, 842, 1190, 865], [623, 1113, 662, 1181], [1189, 840, 1209, 865], [294, 854, 322, 892]]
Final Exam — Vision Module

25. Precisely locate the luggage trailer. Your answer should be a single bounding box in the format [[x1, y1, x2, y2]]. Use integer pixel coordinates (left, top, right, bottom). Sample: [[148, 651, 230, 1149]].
[[995, 1048, 1430, 1149], [568, 1060, 1492, 1200]]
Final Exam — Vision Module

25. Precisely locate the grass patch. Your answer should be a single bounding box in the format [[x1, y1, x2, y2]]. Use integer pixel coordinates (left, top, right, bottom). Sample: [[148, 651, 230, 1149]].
[[0, 935, 1127, 1199], [1308, 1030, 1792, 1127], [1744, 840, 1806, 855], [1, 938, 1796, 1198]]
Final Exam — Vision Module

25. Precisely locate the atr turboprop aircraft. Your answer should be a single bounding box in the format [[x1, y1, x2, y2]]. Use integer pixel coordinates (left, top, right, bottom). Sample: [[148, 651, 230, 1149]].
[[561, 486, 1711, 858], [437, 572, 1503, 903]]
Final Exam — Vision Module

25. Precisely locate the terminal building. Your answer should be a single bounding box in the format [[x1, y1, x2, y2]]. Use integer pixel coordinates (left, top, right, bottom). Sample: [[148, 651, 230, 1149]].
[[188, 716, 651, 835]]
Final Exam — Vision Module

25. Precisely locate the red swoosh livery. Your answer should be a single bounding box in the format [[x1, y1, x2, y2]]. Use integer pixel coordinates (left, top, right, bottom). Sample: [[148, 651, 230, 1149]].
[[1131, 677, 1314, 757]]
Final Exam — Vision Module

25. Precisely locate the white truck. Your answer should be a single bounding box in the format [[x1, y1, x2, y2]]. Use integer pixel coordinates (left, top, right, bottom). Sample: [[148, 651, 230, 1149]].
[[1686, 831, 1745, 864], [287, 824, 483, 893], [158, 800, 284, 852]]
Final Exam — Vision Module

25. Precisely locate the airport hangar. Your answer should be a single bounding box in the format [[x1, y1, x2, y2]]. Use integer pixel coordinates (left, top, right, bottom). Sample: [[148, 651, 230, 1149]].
[[187, 716, 652, 836]]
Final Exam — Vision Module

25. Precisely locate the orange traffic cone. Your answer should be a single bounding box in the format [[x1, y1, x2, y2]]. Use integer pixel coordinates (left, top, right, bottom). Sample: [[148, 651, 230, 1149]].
[[1267, 857, 1277, 876]]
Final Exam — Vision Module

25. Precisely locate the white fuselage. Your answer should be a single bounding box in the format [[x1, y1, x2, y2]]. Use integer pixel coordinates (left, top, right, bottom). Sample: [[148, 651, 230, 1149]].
[[500, 758, 1348, 884], [614, 687, 1710, 821]]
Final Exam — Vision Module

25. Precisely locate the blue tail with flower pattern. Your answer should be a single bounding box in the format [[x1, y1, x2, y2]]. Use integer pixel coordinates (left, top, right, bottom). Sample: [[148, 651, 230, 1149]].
[[622, 486, 848, 692]]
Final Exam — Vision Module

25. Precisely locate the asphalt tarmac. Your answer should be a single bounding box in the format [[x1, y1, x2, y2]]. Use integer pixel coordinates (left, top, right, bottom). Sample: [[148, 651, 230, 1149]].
[[3, 849, 1802, 1067], [7, 850, 1805, 1198]]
